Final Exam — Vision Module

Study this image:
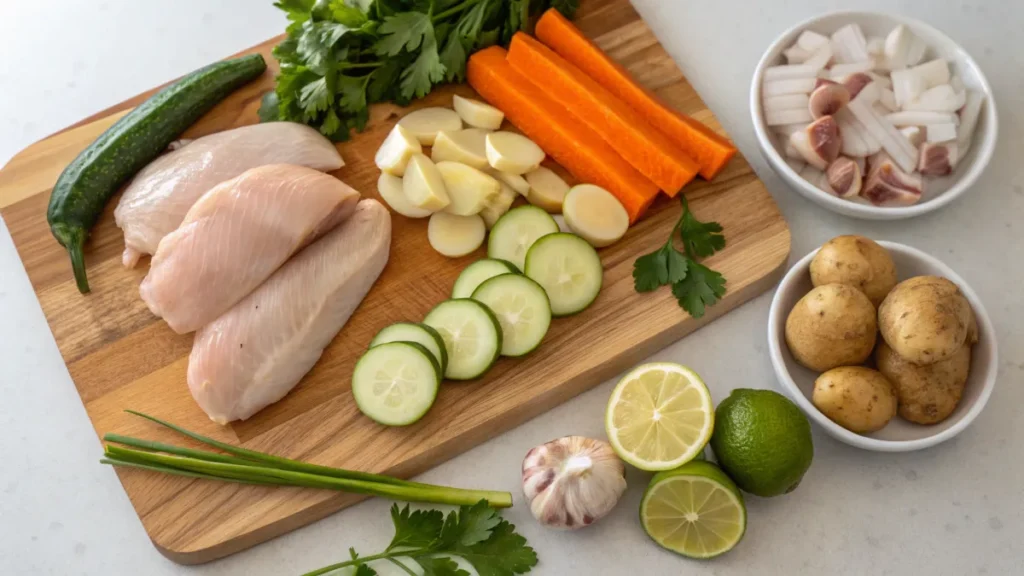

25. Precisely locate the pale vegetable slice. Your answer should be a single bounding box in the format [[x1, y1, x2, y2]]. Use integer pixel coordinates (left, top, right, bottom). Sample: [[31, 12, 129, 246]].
[[912, 59, 951, 90], [891, 69, 927, 107], [925, 123, 958, 143], [784, 45, 812, 64], [957, 91, 985, 149], [452, 94, 504, 130], [796, 30, 829, 52], [398, 107, 462, 145], [802, 44, 832, 71], [524, 166, 570, 213], [766, 108, 813, 127], [403, 154, 450, 211], [762, 78, 816, 97], [480, 183, 518, 229], [885, 110, 959, 127], [487, 205, 559, 271], [377, 173, 432, 218], [488, 168, 530, 196], [562, 184, 629, 248], [375, 124, 422, 177], [830, 24, 869, 64], [847, 99, 917, 173], [763, 93, 810, 113], [431, 128, 490, 169], [905, 85, 964, 113], [829, 61, 873, 79], [524, 233, 603, 316], [427, 212, 485, 258], [436, 161, 500, 216], [764, 64, 819, 81], [486, 131, 545, 174]]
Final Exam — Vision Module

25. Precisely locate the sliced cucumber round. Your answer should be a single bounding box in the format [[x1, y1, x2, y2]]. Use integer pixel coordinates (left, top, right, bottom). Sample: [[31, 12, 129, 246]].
[[352, 342, 440, 426], [369, 322, 448, 375], [423, 299, 502, 380], [487, 205, 559, 271], [471, 274, 551, 357], [525, 232, 603, 316], [452, 258, 520, 298]]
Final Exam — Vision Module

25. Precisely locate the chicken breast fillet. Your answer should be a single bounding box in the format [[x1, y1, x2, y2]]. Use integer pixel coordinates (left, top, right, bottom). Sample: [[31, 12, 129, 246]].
[[115, 122, 344, 268], [188, 199, 391, 423], [140, 164, 359, 334]]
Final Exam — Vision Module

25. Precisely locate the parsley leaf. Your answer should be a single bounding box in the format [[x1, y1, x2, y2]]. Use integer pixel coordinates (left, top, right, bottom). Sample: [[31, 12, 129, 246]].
[[299, 76, 333, 119], [375, 11, 434, 56], [549, 0, 581, 18], [440, 501, 502, 548], [275, 0, 316, 23], [337, 74, 369, 113], [354, 564, 378, 576], [416, 556, 469, 576], [388, 504, 444, 550], [633, 249, 668, 292], [454, 517, 538, 576], [679, 198, 725, 258], [400, 34, 445, 99], [439, 34, 468, 82], [671, 260, 726, 319], [329, 0, 370, 26]]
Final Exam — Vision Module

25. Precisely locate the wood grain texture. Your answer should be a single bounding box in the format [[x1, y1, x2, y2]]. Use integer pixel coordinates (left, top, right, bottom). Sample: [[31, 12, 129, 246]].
[[0, 0, 790, 565]]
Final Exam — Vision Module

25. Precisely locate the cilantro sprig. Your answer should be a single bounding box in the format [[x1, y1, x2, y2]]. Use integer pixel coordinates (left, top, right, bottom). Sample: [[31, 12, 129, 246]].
[[264, 0, 579, 141], [633, 197, 727, 318], [303, 500, 537, 576]]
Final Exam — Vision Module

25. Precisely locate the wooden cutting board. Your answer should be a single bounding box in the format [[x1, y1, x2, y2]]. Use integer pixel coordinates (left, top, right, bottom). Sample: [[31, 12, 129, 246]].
[[0, 0, 789, 565]]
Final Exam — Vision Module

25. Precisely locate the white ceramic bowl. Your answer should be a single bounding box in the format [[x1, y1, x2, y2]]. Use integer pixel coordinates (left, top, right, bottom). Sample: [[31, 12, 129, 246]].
[[751, 11, 998, 220], [767, 241, 997, 451]]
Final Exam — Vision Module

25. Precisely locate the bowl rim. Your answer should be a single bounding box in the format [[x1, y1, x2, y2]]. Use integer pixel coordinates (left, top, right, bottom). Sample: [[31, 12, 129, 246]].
[[750, 10, 999, 220], [767, 240, 999, 452]]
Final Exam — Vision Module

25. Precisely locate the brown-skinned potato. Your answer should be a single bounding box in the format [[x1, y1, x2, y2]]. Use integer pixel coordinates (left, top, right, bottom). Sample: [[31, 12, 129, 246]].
[[876, 340, 971, 424], [878, 276, 971, 365], [813, 367, 898, 433], [785, 283, 877, 372], [810, 235, 897, 307]]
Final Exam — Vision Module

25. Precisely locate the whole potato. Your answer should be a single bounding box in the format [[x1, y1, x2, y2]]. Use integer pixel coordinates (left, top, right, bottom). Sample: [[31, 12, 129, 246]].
[[878, 276, 971, 365], [813, 367, 898, 433], [785, 283, 877, 372], [810, 235, 897, 306], [876, 340, 971, 425]]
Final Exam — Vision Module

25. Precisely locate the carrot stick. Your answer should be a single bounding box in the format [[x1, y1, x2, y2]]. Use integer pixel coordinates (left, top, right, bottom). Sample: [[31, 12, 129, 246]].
[[507, 33, 699, 197], [535, 9, 737, 179], [467, 46, 658, 223]]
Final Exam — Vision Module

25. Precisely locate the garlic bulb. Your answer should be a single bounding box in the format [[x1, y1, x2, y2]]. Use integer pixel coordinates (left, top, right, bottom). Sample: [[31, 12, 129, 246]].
[[521, 436, 627, 529]]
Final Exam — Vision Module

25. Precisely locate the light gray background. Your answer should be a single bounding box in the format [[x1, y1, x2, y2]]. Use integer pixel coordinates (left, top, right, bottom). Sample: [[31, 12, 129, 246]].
[[1, 1, 1021, 574]]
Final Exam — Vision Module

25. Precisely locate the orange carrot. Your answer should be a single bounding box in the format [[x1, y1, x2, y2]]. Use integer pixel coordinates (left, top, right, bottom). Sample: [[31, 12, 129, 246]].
[[467, 46, 658, 223], [535, 9, 737, 179], [507, 33, 699, 197]]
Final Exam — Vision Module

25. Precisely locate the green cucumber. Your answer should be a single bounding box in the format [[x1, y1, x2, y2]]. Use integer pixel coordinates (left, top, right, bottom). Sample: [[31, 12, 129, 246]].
[[452, 258, 520, 298], [47, 53, 267, 293], [486, 205, 559, 272], [352, 342, 441, 426], [471, 273, 551, 357], [525, 232, 603, 316], [370, 322, 448, 375], [423, 299, 502, 380]]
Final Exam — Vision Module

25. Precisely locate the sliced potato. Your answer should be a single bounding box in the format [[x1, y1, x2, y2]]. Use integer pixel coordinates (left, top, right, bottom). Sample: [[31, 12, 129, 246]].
[[480, 183, 518, 229], [403, 154, 450, 211], [436, 161, 500, 216], [562, 184, 629, 247], [428, 212, 486, 257], [487, 168, 530, 196], [375, 124, 422, 176], [398, 107, 462, 145], [453, 94, 504, 129], [524, 166, 570, 213], [486, 131, 544, 174], [431, 129, 490, 169], [377, 173, 432, 218]]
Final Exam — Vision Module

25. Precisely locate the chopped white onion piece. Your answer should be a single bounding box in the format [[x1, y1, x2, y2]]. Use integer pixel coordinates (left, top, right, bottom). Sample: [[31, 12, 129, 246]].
[[766, 108, 813, 126], [905, 84, 963, 113], [831, 24, 869, 64], [912, 59, 951, 89], [797, 30, 830, 52], [879, 88, 899, 112], [905, 36, 928, 66], [900, 126, 924, 148], [848, 99, 918, 172], [835, 108, 881, 157], [764, 64, 820, 81], [773, 122, 810, 137], [957, 91, 985, 149], [866, 36, 885, 57], [784, 156, 806, 174], [950, 75, 966, 95], [867, 71, 892, 89], [885, 110, 959, 127], [764, 93, 811, 112], [784, 45, 813, 64], [829, 61, 874, 79], [891, 69, 927, 108], [854, 81, 881, 104], [783, 138, 803, 160], [803, 44, 833, 71], [884, 25, 912, 70], [763, 78, 817, 97], [925, 123, 958, 143]]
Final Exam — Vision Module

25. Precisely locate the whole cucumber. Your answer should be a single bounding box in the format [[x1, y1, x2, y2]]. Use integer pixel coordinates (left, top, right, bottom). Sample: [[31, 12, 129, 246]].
[[47, 54, 267, 293]]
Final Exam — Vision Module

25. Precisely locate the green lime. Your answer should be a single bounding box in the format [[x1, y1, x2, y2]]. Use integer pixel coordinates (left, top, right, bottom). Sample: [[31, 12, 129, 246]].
[[710, 389, 813, 497], [640, 460, 746, 559]]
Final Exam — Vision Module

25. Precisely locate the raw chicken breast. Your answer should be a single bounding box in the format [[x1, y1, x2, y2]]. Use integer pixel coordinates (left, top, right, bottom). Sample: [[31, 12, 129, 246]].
[[115, 122, 344, 267], [188, 199, 391, 423], [140, 164, 359, 334]]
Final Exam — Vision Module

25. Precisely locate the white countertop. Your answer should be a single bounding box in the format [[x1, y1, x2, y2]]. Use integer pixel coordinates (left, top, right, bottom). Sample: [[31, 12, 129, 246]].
[[1, 0, 1021, 574]]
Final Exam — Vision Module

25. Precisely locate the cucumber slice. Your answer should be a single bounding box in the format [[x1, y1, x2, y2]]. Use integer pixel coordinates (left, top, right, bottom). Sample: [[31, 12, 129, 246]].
[[471, 274, 551, 357], [352, 342, 440, 426], [370, 322, 448, 375], [423, 299, 502, 380], [525, 232, 603, 316], [452, 258, 520, 298], [487, 205, 559, 271]]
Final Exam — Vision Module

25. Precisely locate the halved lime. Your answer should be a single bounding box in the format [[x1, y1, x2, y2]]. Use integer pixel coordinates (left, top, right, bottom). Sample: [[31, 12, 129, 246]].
[[640, 460, 746, 559], [605, 362, 714, 471]]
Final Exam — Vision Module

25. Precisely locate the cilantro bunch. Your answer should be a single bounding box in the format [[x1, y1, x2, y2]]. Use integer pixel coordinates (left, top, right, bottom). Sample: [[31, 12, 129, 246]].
[[633, 197, 727, 319], [262, 0, 580, 140], [303, 501, 537, 576]]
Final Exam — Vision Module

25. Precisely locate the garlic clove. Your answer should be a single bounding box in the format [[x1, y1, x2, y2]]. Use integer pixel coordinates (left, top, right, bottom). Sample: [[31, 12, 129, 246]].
[[862, 152, 923, 206], [807, 115, 842, 164], [808, 83, 850, 118], [918, 142, 959, 176], [841, 73, 874, 100], [522, 436, 627, 530], [826, 157, 862, 198]]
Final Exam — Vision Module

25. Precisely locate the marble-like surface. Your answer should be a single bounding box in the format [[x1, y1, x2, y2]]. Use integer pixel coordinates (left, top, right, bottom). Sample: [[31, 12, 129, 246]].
[[1, 1, 1021, 574]]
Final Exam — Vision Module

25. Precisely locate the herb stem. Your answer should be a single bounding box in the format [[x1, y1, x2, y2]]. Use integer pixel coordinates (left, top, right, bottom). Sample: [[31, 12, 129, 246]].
[[302, 551, 398, 576], [388, 557, 420, 576], [341, 61, 385, 70], [432, 0, 482, 22]]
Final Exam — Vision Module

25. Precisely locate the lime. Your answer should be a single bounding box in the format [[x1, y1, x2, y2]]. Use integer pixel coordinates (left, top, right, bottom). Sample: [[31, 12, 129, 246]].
[[710, 389, 813, 497], [605, 363, 714, 471], [640, 460, 746, 558]]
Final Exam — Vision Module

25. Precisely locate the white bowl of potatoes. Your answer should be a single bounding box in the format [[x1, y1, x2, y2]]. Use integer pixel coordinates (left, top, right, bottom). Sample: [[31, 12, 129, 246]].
[[750, 11, 997, 219], [767, 237, 997, 452]]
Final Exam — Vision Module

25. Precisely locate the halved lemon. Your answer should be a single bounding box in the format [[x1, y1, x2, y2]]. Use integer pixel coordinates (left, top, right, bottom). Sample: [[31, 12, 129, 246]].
[[640, 460, 746, 559], [605, 362, 714, 471]]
